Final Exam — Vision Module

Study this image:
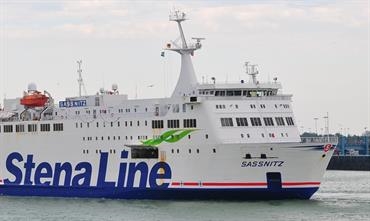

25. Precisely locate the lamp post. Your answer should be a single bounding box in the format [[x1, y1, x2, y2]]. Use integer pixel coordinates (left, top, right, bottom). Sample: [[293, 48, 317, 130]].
[[323, 112, 329, 142], [314, 118, 318, 135]]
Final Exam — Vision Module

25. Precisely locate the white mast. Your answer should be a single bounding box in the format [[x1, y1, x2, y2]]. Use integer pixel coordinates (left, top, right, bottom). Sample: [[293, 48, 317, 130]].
[[77, 60, 87, 97], [166, 10, 204, 97], [245, 62, 259, 84]]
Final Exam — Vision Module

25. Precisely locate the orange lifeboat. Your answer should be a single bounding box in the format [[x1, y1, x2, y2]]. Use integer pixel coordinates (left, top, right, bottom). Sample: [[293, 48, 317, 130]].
[[20, 91, 48, 108]]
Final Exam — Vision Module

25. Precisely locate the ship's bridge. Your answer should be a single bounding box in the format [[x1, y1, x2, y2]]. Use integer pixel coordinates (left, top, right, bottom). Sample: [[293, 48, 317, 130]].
[[197, 81, 282, 97]]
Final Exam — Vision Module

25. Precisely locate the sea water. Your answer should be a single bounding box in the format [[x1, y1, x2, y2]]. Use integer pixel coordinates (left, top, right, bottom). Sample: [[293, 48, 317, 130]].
[[0, 170, 369, 221]]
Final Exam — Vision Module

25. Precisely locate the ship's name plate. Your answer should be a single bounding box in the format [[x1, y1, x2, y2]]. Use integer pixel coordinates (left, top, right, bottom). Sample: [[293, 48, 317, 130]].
[[241, 160, 284, 168], [59, 100, 87, 108]]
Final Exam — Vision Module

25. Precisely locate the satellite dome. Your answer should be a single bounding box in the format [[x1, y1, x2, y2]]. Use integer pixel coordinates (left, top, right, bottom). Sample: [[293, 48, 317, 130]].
[[112, 83, 118, 91]]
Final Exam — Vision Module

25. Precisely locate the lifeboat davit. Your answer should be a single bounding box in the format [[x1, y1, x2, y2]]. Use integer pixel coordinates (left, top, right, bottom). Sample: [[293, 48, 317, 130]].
[[20, 91, 48, 108]]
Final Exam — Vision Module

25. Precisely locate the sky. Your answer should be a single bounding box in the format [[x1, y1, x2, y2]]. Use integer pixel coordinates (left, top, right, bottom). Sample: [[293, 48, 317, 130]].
[[0, 0, 369, 135]]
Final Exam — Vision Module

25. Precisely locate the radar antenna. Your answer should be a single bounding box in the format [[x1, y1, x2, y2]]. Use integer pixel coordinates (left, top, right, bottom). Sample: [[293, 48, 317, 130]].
[[245, 61, 259, 84], [167, 10, 205, 54], [77, 60, 87, 97], [169, 10, 188, 49]]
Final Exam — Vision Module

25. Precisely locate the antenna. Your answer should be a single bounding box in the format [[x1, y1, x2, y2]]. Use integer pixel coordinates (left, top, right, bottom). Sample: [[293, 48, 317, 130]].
[[245, 61, 259, 84], [169, 10, 188, 49], [77, 60, 87, 97], [167, 10, 204, 53]]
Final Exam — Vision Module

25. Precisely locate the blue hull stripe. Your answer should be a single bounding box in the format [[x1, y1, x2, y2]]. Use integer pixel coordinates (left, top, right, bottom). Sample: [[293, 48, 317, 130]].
[[0, 186, 319, 200]]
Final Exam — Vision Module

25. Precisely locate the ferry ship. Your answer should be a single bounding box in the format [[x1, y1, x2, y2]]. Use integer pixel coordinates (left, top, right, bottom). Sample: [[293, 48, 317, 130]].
[[0, 11, 337, 200]]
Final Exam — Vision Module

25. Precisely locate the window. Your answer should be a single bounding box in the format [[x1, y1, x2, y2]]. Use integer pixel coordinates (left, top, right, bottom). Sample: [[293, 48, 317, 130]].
[[216, 104, 226, 109], [131, 147, 159, 159], [236, 117, 248, 126], [184, 119, 197, 128], [28, 124, 37, 132], [53, 123, 63, 131], [286, 117, 295, 126], [40, 124, 50, 132], [3, 125, 13, 133], [250, 117, 262, 126], [95, 97, 100, 106], [152, 120, 164, 129], [16, 124, 25, 133], [220, 118, 233, 127], [263, 117, 274, 126], [167, 119, 180, 128], [215, 90, 225, 96], [275, 117, 285, 126]]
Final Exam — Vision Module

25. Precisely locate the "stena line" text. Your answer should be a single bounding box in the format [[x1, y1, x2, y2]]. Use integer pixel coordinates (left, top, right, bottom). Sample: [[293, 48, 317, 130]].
[[4, 151, 172, 188], [241, 160, 284, 168]]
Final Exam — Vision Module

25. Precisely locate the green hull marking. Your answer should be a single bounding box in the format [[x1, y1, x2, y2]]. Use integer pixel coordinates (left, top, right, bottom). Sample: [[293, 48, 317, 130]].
[[142, 129, 197, 146]]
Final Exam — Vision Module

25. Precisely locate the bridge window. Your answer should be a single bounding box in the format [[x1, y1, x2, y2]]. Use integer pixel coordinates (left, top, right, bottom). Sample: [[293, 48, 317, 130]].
[[215, 90, 225, 96]]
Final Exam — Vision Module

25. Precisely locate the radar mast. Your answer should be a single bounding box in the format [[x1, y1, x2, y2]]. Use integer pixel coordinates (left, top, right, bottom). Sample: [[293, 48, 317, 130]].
[[166, 10, 204, 97], [245, 62, 259, 84]]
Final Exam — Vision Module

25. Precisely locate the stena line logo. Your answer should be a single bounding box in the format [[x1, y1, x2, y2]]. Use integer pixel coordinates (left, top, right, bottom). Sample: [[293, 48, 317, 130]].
[[3, 151, 172, 188]]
